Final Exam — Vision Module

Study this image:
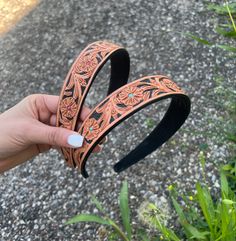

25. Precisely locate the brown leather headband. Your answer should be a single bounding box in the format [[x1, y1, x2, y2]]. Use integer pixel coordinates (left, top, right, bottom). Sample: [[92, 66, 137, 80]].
[[57, 41, 191, 178], [56, 41, 130, 167]]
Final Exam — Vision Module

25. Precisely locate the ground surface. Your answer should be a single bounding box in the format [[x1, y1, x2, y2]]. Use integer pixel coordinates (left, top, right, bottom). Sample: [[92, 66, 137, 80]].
[[0, 0, 235, 240]]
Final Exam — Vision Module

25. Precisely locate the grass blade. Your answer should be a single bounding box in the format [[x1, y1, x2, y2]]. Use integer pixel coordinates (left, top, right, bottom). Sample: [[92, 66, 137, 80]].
[[216, 44, 236, 52], [172, 197, 208, 240], [225, 0, 236, 32], [91, 195, 106, 213], [221, 171, 229, 197], [196, 183, 215, 235], [216, 26, 236, 38], [207, 3, 236, 15], [186, 33, 213, 46], [137, 229, 151, 241], [222, 199, 236, 205], [119, 180, 132, 240], [227, 133, 236, 143], [66, 214, 110, 225]]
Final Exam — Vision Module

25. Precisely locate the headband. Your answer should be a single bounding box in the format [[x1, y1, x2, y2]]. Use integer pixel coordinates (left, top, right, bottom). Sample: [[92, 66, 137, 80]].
[[57, 41, 191, 178], [56, 41, 130, 167]]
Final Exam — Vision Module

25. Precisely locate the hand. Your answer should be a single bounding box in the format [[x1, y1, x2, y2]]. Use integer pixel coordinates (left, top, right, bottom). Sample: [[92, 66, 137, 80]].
[[0, 94, 100, 173]]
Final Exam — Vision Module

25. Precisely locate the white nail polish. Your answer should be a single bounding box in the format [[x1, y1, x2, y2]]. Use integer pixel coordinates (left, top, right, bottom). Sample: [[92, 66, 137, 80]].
[[67, 134, 84, 148]]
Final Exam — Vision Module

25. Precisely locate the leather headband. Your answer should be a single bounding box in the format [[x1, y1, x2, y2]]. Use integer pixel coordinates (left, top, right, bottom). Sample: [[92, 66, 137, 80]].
[[57, 41, 191, 178], [56, 41, 130, 167]]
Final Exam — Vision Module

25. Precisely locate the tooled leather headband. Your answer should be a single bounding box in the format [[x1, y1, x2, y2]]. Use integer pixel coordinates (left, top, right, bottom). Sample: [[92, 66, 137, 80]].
[[57, 41, 191, 178], [56, 41, 130, 167]]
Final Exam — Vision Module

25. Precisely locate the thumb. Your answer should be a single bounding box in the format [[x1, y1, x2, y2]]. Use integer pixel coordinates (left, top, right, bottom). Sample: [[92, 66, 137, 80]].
[[27, 122, 84, 148]]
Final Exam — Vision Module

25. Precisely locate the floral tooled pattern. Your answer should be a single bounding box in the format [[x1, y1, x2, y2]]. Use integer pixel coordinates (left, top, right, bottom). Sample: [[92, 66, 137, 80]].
[[58, 41, 119, 130], [74, 73, 87, 87], [57, 41, 120, 167], [116, 86, 143, 106], [82, 118, 101, 141], [60, 97, 77, 118], [74, 76, 184, 171], [160, 77, 181, 91], [74, 54, 98, 76]]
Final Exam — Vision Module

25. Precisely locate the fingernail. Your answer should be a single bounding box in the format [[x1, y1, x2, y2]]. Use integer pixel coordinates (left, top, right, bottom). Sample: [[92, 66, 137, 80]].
[[67, 134, 84, 148]]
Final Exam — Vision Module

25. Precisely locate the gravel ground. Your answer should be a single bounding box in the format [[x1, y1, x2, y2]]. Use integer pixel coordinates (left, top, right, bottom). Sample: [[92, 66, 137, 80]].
[[0, 0, 235, 240]]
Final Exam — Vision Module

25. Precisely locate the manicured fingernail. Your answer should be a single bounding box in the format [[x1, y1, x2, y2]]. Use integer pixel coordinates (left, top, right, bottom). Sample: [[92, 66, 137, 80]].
[[67, 134, 84, 148]]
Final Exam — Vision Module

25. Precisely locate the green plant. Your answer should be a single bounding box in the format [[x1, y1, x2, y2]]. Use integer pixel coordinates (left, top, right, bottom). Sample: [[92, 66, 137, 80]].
[[66, 180, 133, 241], [187, 1, 236, 52], [66, 171, 236, 241], [207, 2, 236, 15], [140, 170, 236, 241], [138, 145, 235, 241], [222, 133, 236, 192], [66, 180, 171, 240], [187, 1, 236, 191]]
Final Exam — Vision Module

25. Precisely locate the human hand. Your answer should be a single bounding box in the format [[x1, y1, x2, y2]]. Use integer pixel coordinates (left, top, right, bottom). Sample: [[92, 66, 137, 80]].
[[0, 94, 100, 173]]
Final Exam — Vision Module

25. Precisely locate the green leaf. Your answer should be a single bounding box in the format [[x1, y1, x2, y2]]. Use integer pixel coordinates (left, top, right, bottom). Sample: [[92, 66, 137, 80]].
[[222, 164, 233, 171], [222, 199, 236, 205], [119, 180, 132, 240], [186, 33, 213, 46], [225, 173, 236, 180], [108, 232, 120, 240], [216, 27, 236, 38], [171, 197, 208, 240], [137, 229, 151, 241], [216, 44, 236, 52], [171, 197, 187, 222], [225, 1, 236, 33], [91, 196, 106, 213], [196, 183, 215, 233], [65, 214, 110, 225], [186, 226, 209, 240], [207, 3, 236, 15], [221, 171, 229, 197], [227, 133, 236, 143], [199, 151, 206, 172]]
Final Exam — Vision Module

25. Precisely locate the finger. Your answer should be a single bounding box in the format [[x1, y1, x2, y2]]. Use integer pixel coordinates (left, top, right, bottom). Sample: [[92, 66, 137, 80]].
[[27, 121, 84, 148], [41, 95, 59, 114], [50, 114, 57, 126], [80, 105, 91, 121], [92, 145, 103, 153]]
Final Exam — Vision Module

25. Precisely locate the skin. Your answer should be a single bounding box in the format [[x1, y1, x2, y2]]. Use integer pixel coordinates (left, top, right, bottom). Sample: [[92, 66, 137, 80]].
[[0, 94, 101, 173]]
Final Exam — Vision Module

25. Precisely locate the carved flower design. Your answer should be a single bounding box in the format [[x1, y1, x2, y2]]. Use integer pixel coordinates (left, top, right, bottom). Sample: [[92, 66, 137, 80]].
[[83, 118, 101, 141], [75, 54, 97, 75], [74, 74, 87, 86], [117, 86, 143, 106], [60, 97, 77, 118], [105, 102, 119, 118], [111, 108, 118, 117], [149, 77, 162, 96], [150, 77, 161, 86], [161, 78, 180, 91]]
